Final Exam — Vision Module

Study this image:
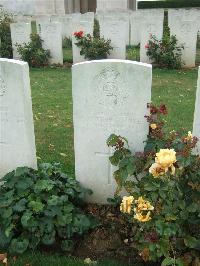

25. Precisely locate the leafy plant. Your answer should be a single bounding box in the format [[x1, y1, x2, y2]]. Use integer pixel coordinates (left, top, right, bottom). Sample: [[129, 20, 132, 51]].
[[107, 104, 200, 265], [0, 163, 95, 254], [63, 37, 72, 49], [74, 31, 113, 60], [146, 34, 184, 69], [0, 8, 13, 58], [17, 33, 50, 67]]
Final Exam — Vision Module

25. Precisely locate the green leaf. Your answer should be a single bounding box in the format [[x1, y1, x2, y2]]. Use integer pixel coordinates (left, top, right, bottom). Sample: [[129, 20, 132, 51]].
[[21, 211, 32, 228], [14, 167, 29, 177], [161, 257, 175, 266], [15, 178, 34, 191], [9, 238, 29, 254], [34, 179, 54, 193], [184, 236, 198, 248], [28, 200, 45, 213], [13, 198, 27, 212], [42, 231, 55, 245], [107, 134, 119, 146]]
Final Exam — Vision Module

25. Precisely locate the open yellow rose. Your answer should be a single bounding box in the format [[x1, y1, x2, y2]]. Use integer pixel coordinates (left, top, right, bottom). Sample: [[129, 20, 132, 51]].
[[134, 211, 152, 222], [120, 196, 134, 214], [155, 149, 176, 169], [149, 163, 166, 177]]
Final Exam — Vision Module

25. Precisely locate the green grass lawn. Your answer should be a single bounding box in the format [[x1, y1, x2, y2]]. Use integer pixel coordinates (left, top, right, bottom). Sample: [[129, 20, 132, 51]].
[[30, 66, 198, 175]]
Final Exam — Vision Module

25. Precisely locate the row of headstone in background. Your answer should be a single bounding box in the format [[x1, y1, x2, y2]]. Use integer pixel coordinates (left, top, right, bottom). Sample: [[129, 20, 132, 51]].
[[10, 8, 200, 66], [0, 59, 37, 178]]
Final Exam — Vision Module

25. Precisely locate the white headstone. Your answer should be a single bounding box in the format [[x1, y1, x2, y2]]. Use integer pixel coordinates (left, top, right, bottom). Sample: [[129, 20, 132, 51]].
[[72, 20, 94, 64], [37, 21, 63, 65], [54, 0, 65, 15], [34, 0, 55, 15], [193, 67, 200, 151], [168, 9, 199, 67], [140, 9, 164, 63], [99, 17, 127, 59], [97, 11, 130, 45], [72, 59, 152, 203], [97, 0, 128, 11], [130, 10, 142, 45], [0, 59, 37, 178], [10, 22, 32, 60]]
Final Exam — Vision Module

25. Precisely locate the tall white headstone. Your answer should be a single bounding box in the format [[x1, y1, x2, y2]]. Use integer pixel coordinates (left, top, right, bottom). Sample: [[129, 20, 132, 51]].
[[0, 59, 37, 178], [72, 59, 152, 203], [140, 9, 164, 63], [168, 9, 199, 67], [54, 0, 65, 15], [99, 18, 127, 59], [130, 10, 142, 45], [72, 19, 94, 64], [97, 0, 128, 11], [193, 67, 200, 151], [10, 22, 32, 60], [37, 21, 63, 65]]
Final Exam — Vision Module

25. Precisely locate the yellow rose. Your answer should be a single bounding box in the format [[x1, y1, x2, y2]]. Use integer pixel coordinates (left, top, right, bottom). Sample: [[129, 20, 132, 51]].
[[185, 131, 193, 141], [134, 211, 152, 222], [155, 149, 176, 169], [149, 163, 166, 177], [150, 123, 157, 130], [135, 197, 154, 212], [120, 196, 134, 214]]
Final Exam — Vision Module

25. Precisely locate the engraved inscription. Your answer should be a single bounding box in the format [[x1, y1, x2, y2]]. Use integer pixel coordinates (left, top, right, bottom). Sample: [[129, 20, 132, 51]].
[[0, 107, 8, 144], [0, 76, 6, 97], [94, 67, 128, 108]]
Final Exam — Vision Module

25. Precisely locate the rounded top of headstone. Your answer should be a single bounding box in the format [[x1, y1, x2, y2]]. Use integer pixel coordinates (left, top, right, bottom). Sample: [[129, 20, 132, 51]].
[[73, 59, 152, 69], [0, 58, 28, 66]]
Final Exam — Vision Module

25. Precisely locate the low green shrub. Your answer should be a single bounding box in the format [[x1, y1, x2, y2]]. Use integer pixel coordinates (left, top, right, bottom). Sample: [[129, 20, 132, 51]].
[[107, 104, 200, 265], [138, 0, 200, 9], [0, 8, 13, 58], [0, 163, 95, 254], [17, 34, 50, 67], [74, 31, 113, 60], [146, 34, 184, 69]]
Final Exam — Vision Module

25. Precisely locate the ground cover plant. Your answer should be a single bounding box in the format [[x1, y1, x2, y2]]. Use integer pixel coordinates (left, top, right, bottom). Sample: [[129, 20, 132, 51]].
[[0, 163, 96, 254]]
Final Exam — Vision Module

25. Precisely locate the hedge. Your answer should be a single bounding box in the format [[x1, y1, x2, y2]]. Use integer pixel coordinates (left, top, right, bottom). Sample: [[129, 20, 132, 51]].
[[138, 0, 200, 9]]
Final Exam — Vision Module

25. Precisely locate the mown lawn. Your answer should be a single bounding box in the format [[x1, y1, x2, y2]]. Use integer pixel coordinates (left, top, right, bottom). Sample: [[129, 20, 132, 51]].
[[30, 66, 198, 175]]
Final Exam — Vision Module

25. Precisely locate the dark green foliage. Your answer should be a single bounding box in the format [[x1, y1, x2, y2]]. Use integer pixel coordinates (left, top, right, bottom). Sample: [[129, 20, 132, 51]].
[[146, 35, 184, 69], [138, 0, 200, 9], [0, 8, 13, 58], [63, 37, 72, 49], [0, 163, 95, 254], [17, 34, 50, 67], [93, 19, 100, 38]]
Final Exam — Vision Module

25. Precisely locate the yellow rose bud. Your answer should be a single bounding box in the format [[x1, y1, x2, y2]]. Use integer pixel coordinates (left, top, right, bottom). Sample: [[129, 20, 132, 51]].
[[134, 211, 152, 222], [150, 123, 157, 130], [149, 163, 166, 177], [120, 196, 134, 214]]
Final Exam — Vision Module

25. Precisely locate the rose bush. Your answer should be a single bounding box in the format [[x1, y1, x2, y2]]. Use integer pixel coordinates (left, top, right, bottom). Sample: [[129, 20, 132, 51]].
[[146, 34, 184, 69], [73, 31, 113, 60], [107, 104, 200, 265]]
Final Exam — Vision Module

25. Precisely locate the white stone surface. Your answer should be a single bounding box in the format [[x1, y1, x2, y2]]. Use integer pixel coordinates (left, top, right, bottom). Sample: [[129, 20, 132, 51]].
[[193, 67, 200, 152], [72, 19, 94, 64], [0, 59, 37, 178], [130, 10, 142, 45], [168, 9, 199, 67], [10, 22, 32, 60], [97, 11, 130, 45], [140, 9, 164, 63], [72, 59, 152, 203], [97, 0, 128, 11], [54, 0, 65, 15], [99, 17, 127, 59], [37, 21, 63, 65]]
